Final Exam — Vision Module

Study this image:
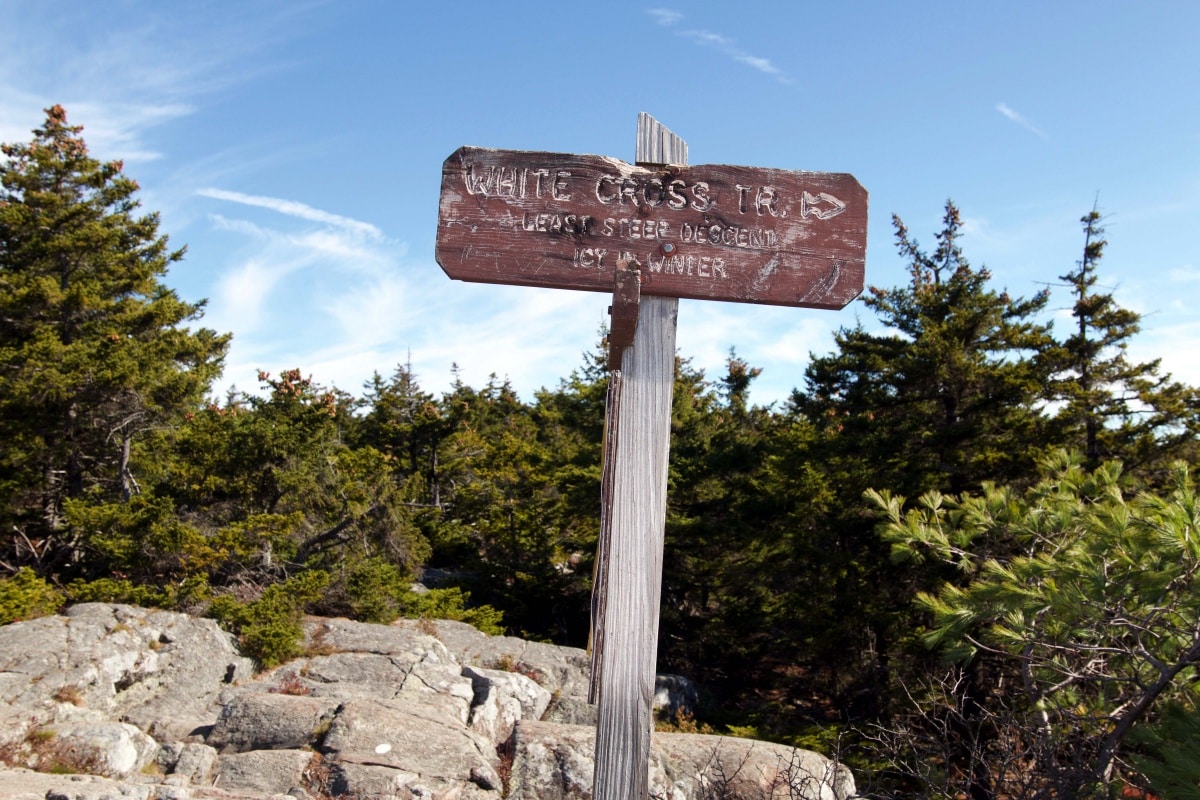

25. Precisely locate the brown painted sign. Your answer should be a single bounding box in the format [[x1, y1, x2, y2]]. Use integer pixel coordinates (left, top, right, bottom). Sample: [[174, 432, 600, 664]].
[[435, 146, 867, 309]]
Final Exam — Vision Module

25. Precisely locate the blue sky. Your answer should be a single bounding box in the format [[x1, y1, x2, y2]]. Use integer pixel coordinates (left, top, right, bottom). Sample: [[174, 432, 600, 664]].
[[3, 1, 1197, 406]]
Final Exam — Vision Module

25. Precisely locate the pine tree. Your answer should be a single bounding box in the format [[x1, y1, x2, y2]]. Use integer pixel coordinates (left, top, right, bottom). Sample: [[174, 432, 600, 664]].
[[874, 453, 1200, 797], [659, 353, 828, 712], [0, 106, 229, 573], [432, 374, 586, 640]]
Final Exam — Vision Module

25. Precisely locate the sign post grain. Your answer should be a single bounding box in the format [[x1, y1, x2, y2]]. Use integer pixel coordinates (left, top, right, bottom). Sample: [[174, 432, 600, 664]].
[[588, 113, 684, 800]]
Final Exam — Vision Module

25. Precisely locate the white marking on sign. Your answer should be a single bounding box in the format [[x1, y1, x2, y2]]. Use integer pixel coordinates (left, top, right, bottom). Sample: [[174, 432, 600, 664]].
[[801, 191, 847, 220]]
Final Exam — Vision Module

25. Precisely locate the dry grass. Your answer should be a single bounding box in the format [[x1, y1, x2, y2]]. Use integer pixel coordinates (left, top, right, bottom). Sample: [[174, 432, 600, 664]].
[[269, 673, 312, 696], [0, 727, 106, 777], [304, 624, 341, 658], [51, 685, 84, 707], [655, 709, 715, 735]]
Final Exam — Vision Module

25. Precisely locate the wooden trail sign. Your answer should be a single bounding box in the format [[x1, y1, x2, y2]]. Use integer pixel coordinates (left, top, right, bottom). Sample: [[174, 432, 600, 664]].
[[434, 113, 867, 800], [436, 147, 867, 309]]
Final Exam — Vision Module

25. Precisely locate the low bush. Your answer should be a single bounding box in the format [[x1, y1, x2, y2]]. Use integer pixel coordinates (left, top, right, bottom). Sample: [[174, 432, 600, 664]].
[[0, 568, 64, 625], [206, 570, 330, 668], [402, 586, 504, 635]]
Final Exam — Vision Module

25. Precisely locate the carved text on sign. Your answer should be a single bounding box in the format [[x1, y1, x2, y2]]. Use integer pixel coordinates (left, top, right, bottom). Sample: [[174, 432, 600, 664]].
[[571, 248, 730, 279], [437, 147, 867, 309], [466, 167, 843, 224], [518, 213, 780, 251]]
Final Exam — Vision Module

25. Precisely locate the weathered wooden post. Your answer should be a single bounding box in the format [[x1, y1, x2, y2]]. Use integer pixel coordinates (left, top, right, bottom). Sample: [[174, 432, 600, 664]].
[[589, 113, 685, 800], [435, 113, 867, 798]]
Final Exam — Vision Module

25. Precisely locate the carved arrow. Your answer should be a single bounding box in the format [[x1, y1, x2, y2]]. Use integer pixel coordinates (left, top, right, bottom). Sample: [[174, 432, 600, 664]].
[[801, 191, 846, 220]]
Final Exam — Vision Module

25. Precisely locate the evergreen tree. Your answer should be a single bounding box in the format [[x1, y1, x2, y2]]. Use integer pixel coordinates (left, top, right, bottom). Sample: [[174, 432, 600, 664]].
[[1131, 702, 1200, 800], [358, 363, 444, 503], [1048, 206, 1200, 478], [659, 353, 830, 715], [0, 106, 228, 573], [873, 453, 1200, 798], [161, 369, 430, 586], [781, 201, 1057, 718], [795, 201, 1055, 497], [442, 375, 590, 640]]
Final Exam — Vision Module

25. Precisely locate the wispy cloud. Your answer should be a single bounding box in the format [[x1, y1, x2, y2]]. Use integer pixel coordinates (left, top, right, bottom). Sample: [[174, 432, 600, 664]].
[[647, 8, 683, 26], [198, 191, 391, 336], [1168, 264, 1200, 283], [194, 188, 606, 400], [996, 102, 1048, 139], [0, 4, 305, 165], [70, 101, 194, 162], [202, 213, 326, 337], [214, 258, 292, 333], [0, 87, 191, 164], [648, 9, 789, 83], [198, 188, 384, 239]]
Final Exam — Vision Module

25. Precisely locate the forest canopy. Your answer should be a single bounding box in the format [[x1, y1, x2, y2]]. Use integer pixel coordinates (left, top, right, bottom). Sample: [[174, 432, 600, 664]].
[[4, 107, 1200, 799]]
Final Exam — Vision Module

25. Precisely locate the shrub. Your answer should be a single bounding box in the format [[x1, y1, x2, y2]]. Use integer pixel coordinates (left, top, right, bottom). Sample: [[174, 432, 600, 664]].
[[206, 571, 330, 669], [322, 555, 409, 624], [51, 685, 84, 706], [0, 568, 64, 624], [0, 727, 104, 776], [65, 574, 211, 611], [1130, 702, 1200, 799], [401, 586, 504, 635], [269, 673, 312, 696]]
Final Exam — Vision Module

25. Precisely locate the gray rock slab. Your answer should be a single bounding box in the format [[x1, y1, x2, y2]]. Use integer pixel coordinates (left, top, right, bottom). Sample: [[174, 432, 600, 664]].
[[105, 608, 255, 742], [207, 692, 340, 753], [302, 616, 441, 658], [0, 604, 253, 744], [507, 721, 597, 800], [415, 619, 592, 699], [158, 741, 219, 784], [320, 699, 500, 791], [43, 721, 158, 780], [508, 720, 857, 800], [655, 729, 857, 800], [41, 773, 151, 800], [280, 649, 475, 728], [284, 652, 410, 696], [399, 659, 475, 727], [0, 766, 285, 800], [542, 695, 598, 727], [331, 761, 502, 799], [463, 665, 552, 745], [215, 749, 313, 796], [296, 619, 477, 726], [0, 769, 124, 800]]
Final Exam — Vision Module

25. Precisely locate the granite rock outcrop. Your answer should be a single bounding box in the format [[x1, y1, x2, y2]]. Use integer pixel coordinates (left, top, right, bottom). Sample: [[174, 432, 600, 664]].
[[0, 605, 854, 799]]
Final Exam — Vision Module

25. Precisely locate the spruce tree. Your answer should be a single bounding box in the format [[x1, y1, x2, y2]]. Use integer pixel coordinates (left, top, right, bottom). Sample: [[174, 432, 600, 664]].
[[795, 201, 1055, 497], [0, 106, 229, 573], [359, 364, 442, 500], [783, 201, 1056, 717], [1048, 206, 1199, 477]]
